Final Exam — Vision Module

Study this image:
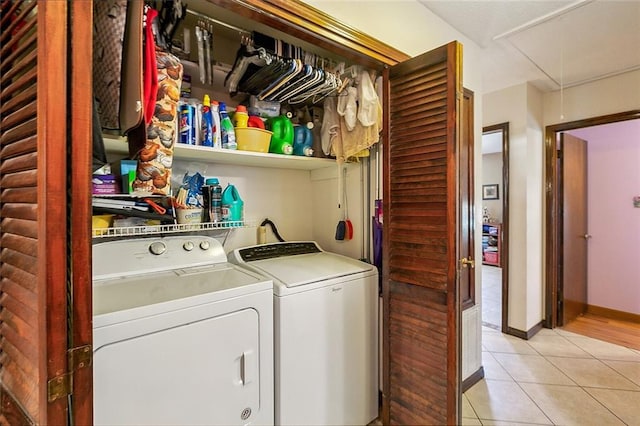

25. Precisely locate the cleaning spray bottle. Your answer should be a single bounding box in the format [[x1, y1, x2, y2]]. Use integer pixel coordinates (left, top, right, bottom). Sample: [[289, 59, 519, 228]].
[[200, 95, 214, 147], [210, 100, 221, 148], [219, 102, 237, 150]]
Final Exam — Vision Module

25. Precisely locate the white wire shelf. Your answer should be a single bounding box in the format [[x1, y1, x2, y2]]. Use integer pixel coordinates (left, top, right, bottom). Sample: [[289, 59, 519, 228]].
[[92, 220, 255, 239]]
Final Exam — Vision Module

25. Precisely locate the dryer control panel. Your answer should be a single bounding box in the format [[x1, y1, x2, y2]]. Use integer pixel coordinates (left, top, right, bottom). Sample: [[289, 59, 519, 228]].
[[236, 242, 321, 262]]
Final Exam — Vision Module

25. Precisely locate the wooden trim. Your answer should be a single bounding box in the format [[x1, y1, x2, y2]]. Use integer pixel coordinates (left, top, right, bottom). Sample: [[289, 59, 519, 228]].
[[544, 109, 640, 328], [482, 123, 509, 333], [461, 88, 475, 311], [213, 0, 411, 68], [461, 367, 484, 393], [587, 304, 640, 323], [69, 0, 94, 423], [506, 321, 544, 340], [380, 64, 391, 426], [447, 40, 463, 426], [38, 1, 69, 423], [0, 385, 34, 426]]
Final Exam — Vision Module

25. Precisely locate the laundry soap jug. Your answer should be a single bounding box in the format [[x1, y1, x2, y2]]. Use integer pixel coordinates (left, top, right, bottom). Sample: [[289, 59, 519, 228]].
[[266, 115, 294, 155], [221, 184, 244, 224], [293, 124, 314, 156], [233, 105, 249, 128]]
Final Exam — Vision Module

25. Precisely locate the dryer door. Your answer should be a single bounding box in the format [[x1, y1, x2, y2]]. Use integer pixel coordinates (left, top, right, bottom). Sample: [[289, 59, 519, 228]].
[[94, 308, 260, 425]]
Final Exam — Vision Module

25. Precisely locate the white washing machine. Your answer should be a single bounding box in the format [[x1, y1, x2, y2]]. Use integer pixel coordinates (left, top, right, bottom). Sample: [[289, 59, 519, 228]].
[[229, 242, 378, 426], [92, 236, 273, 426]]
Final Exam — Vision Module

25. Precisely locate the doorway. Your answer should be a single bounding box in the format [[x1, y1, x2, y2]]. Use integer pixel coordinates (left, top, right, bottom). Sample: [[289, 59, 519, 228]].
[[544, 110, 640, 328], [481, 123, 509, 332]]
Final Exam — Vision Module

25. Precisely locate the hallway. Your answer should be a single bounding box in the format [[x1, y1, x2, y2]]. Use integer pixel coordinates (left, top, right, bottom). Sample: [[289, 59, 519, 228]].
[[482, 265, 502, 329], [463, 326, 640, 425]]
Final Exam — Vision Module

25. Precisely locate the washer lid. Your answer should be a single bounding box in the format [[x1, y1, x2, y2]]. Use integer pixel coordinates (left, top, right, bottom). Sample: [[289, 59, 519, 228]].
[[93, 263, 271, 319], [247, 251, 373, 287]]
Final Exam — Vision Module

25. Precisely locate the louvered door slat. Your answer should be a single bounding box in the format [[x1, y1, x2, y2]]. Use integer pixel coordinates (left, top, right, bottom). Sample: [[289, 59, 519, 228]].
[[1, 187, 37, 204], [1, 16, 36, 57], [1, 134, 36, 159], [0, 32, 37, 72], [0, 67, 37, 104], [383, 42, 461, 425], [0, 0, 34, 44], [2, 103, 37, 131], [2, 49, 37, 85], [1, 152, 37, 174]]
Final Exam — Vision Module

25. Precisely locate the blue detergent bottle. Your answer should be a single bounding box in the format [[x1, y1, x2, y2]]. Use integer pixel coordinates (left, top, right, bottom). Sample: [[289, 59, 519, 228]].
[[221, 184, 244, 224], [292, 124, 314, 156]]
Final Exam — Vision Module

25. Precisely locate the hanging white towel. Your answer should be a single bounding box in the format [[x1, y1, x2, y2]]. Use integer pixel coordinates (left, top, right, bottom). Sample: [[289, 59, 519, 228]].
[[357, 69, 379, 127], [337, 86, 358, 131], [321, 96, 340, 156]]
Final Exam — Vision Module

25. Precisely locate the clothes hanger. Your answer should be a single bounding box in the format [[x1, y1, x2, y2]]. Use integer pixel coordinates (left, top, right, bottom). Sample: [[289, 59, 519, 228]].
[[264, 62, 314, 101]]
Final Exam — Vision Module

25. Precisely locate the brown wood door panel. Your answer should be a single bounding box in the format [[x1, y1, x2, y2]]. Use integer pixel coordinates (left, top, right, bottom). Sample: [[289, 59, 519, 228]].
[[383, 41, 462, 425], [1, 0, 70, 423], [560, 133, 589, 325]]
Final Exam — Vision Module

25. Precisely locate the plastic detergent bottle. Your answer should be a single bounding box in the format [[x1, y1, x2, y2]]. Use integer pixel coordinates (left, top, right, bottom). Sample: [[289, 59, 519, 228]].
[[221, 184, 244, 224], [210, 100, 221, 148], [206, 177, 223, 223], [233, 105, 249, 128], [266, 115, 294, 155], [200, 95, 214, 147], [219, 102, 237, 150], [292, 123, 314, 156]]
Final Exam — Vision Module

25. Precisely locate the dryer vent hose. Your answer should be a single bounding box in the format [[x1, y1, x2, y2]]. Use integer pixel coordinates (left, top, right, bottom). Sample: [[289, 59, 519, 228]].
[[260, 218, 286, 242]]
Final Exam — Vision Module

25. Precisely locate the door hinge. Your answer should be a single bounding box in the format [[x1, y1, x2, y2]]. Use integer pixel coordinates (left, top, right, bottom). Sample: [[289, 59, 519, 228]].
[[48, 372, 71, 402], [557, 149, 562, 159], [68, 344, 92, 370], [47, 344, 92, 402]]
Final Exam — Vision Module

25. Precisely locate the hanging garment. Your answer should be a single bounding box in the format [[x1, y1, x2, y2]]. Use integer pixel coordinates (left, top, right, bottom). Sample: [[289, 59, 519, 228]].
[[334, 94, 382, 163], [357, 69, 379, 127], [336, 86, 357, 131], [93, 0, 144, 134], [321, 96, 340, 157], [132, 51, 183, 195]]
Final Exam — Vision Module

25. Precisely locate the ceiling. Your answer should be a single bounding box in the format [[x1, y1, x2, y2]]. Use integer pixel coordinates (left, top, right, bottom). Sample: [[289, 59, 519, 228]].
[[418, 0, 640, 94]]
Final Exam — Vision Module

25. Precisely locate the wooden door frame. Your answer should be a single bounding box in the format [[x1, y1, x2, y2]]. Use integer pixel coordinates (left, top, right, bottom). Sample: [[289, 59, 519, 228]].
[[461, 88, 476, 311], [544, 109, 640, 328], [481, 123, 509, 332]]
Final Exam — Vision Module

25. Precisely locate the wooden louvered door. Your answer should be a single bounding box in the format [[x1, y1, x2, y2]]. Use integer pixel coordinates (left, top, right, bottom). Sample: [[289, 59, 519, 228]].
[[382, 41, 463, 425], [1, 1, 73, 423]]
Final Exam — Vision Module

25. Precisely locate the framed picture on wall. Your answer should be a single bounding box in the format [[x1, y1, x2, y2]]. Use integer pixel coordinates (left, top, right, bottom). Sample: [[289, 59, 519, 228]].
[[483, 184, 499, 200]]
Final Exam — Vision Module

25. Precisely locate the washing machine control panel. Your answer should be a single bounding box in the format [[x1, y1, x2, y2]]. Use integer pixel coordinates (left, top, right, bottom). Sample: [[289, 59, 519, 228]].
[[237, 242, 321, 262], [93, 236, 228, 278]]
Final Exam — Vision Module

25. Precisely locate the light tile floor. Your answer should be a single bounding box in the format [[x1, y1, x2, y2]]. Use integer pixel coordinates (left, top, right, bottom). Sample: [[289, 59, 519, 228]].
[[463, 326, 640, 425]]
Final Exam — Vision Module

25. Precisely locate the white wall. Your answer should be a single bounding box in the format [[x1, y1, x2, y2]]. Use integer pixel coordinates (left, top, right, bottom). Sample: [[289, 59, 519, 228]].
[[482, 153, 503, 223], [543, 69, 640, 126], [568, 120, 640, 315], [483, 83, 545, 332], [304, 0, 485, 379]]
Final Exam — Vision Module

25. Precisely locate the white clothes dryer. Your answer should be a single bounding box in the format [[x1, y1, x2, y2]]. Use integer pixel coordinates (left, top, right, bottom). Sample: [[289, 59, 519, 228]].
[[92, 236, 273, 426], [229, 242, 378, 426]]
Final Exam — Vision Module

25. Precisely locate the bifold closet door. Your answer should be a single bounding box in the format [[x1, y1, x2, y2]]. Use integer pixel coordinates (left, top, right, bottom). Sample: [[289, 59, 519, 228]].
[[382, 41, 462, 425], [0, 0, 71, 424]]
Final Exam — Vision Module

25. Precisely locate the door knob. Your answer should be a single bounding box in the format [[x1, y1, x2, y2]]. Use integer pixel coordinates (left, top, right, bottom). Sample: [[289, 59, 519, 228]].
[[460, 257, 475, 269], [583, 234, 592, 239]]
